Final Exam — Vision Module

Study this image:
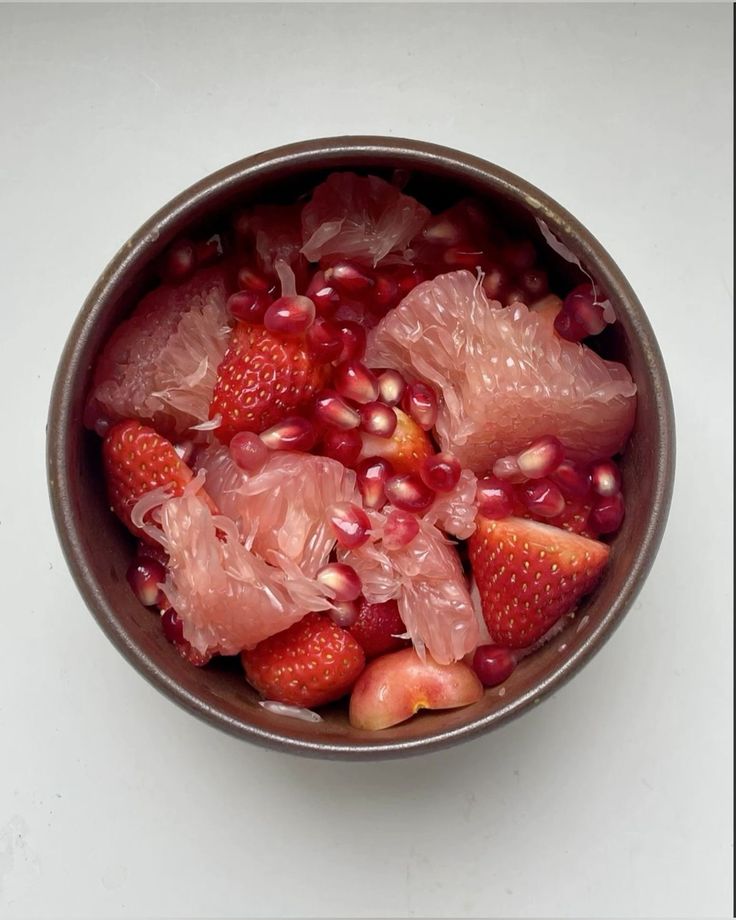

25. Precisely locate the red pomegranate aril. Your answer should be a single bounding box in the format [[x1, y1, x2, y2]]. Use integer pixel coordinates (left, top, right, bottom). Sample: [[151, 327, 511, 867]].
[[556, 283, 606, 341], [194, 236, 221, 266], [324, 261, 374, 295], [492, 455, 526, 483], [377, 369, 406, 407], [230, 431, 269, 472], [403, 382, 438, 431], [264, 295, 316, 336], [371, 275, 401, 313], [227, 290, 270, 323], [360, 402, 397, 438], [161, 608, 185, 645], [520, 268, 549, 299], [314, 390, 361, 430], [590, 459, 622, 497], [334, 360, 380, 404], [335, 320, 367, 362], [472, 645, 516, 687], [260, 416, 317, 452], [305, 316, 343, 362], [395, 266, 428, 296], [516, 435, 565, 479], [482, 265, 508, 301], [476, 475, 514, 519], [420, 453, 461, 493], [320, 427, 362, 466], [501, 240, 536, 272], [316, 562, 362, 602], [306, 271, 341, 317], [549, 460, 592, 498], [382, 509, 420, 551], [137, 539, 169, 568], [329, 600, 360, 629], [356, 456, 394, 510], [127, 558, 166, 607], [327, 502, 371, 549], [385, 473, 435, 513], [237, 266, 272, 293], [422, 215, 464, 246], [162, 239, 195, 282], [521, 479, 566, 518], [590, 492, 625, 534], [553, 307, 588, 342], [443, 247, 484, 270], [505, 289, 526, 306]]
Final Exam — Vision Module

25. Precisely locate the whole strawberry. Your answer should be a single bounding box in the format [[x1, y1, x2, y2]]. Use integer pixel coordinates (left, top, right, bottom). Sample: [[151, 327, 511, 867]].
[[102, 420, 211, 542], [469, 515, 609, 648], [349, 598, 408, 658], [241, 613, 366, 708], [210, 322, 327, 444]]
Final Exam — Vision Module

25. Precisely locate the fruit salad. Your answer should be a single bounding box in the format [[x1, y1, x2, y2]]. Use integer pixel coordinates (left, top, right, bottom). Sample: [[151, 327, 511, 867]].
[[85, 171, 636, 730]]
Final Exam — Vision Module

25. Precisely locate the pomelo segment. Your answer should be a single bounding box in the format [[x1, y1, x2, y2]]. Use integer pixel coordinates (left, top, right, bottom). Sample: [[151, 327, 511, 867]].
[[87, 265, 231, 438], [157, 489, 329, 657], [195, 446, 360, 578], [301, 172, 430, 266], [368, 270, 636, 472]]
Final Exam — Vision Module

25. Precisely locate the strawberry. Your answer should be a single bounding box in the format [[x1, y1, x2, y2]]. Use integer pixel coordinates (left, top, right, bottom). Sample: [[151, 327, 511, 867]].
[[210, 323, 328, 444], [241, 613, 366, 708], [511, 491, 596, 538], [349, 598, 409, 658], [358, 408, 434, 474], [102, 420, 212, 543], [469, 515, 609, 649]]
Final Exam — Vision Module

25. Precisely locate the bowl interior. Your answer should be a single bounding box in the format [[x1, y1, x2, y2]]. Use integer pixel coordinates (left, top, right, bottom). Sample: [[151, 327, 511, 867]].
[[49, 140, 673, 757]]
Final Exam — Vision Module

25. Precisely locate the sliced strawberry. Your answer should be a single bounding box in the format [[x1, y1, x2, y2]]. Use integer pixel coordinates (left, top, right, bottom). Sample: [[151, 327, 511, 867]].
[[349, 598, 408, 659], [358, 408, 434, 474], [210, 323, 328, 444], [102, 420, 213, 543], [469, 516, 609, 649], [241, 613, 366, 708], [511, 491, 597, 538]]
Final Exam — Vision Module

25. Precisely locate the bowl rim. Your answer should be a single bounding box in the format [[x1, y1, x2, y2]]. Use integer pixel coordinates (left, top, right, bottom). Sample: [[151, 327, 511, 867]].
[[47, 135, 676, 758]]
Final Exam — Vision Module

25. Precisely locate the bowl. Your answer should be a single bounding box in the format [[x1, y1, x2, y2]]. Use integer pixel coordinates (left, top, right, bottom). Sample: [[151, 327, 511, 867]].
[[47, 136, 675, 759]]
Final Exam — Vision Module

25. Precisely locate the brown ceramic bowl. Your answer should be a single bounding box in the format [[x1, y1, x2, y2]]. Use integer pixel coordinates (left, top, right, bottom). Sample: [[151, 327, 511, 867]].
[[47, 137, 675, 759]]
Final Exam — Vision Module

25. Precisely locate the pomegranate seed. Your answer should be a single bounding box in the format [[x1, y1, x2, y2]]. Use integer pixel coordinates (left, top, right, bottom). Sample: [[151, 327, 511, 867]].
[[403, 382, 438, 431], [482, 264, 508, 301], [329, 600, 360, 629], [360, 402, 397, 438], [422, 216, 464, 246], [555, 284, 606, 341], [335, 321, 367, 362], [356, 457, 394, 510], [161, 608, 185, 645], [443, 247, 484, 270], [395, 265, 428, 296], [521, 479, 566, 518], [549, 460, 592, 498], [383, 509, 420, 551], [230, 431, 269, 472], [420, 453, 461, 492], [334, 360, 379, 404], [313, 390, 361, 430], [520, 268, 548, 299], [385, 474, 434, 513], [264, 295, 315, 336], [327, 502, 371, 549], [194, 236, 222, 266], [501, 240, 536, 272], [305, 316, 343, 362], [237, 266, 272, 293], [590, 459, 622, 497], [162, 239, 195, 282], [316, 562, 362, 602], [127, 558, 166, 607], [377, 369, 406, 407], [371, 275, 401, 313], [553, 308, 587, 342], [227, 290, 270, 323], [137, 540, 169, 567], [517, 435, 565, 479], [476, 475, 514, 519], [260, 416, 317, 452], [320, 427, 362, 466], [590, 492, 625, 534], [306, 271, 341, 317], [492, 455, 526, 483], [324, 261, 374, 295], [472, 645, 516, 687], [505, 289, 526, 305]]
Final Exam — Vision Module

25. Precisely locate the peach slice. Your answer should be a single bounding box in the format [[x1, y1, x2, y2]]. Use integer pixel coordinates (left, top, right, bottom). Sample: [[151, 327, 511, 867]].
[[349, 647, 484, 731]]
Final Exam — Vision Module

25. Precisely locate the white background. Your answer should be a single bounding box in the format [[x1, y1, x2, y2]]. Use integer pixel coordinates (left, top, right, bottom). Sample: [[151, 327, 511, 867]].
[[0, 3, 732, 919]]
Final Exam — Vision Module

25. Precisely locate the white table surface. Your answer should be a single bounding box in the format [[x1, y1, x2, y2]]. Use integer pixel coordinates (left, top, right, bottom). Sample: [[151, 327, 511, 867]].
[[1, 4, 732, 918]]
